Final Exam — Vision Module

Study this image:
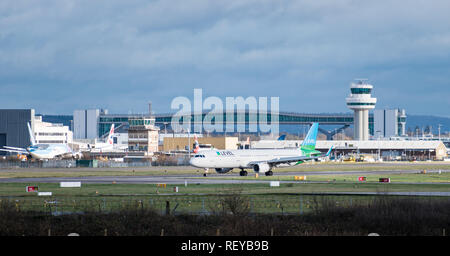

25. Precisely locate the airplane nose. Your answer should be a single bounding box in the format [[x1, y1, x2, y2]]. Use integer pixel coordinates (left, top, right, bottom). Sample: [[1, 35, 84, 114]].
[[189, 158, 198, 167]]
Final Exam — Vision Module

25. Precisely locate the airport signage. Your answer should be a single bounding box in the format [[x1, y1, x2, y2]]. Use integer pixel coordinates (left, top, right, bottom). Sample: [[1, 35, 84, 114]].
[[26, 186, 38, 192], [60, 182, 81, 188], [379, 178, 390, 183], [38, 192, 52, 196], [270, 181, 280, 187]]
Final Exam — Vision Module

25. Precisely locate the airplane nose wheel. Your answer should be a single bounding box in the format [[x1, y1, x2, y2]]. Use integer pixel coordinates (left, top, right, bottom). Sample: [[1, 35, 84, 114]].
[[239, 170, 248, 176], [265, 170, 273, 176]]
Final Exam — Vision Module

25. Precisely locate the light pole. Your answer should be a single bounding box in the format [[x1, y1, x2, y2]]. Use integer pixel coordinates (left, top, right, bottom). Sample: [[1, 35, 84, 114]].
[[376, 130, 381, 161], [163, 122, 168, 135], [188, 128, 191, 158]]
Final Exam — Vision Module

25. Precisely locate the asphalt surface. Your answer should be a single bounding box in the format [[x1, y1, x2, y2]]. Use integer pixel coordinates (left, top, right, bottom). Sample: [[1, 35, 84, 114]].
[[1, 169, 449, 185], [1, 166, 449, 196]]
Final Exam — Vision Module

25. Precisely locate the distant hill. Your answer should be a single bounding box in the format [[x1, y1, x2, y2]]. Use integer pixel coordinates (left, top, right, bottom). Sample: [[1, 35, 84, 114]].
[[405, 115, 450, 135]]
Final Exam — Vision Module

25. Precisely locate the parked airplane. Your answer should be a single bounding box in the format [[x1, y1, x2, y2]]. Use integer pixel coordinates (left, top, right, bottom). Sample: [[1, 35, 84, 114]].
[[189, 123, 333, 176], [0, 122, 82, 160], [192, 135, 216, 153], [88, 124, 118, 151]]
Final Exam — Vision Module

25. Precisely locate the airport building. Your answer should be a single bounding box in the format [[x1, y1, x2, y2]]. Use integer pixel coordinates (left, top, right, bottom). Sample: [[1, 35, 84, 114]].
[[0, 109, 35, 151], [73, 109, 107, 139], [128, 116, 159, 154], [250, 139, 448, 160], [0, 109, 73, 155], [346, 79, 377, 140], [374, 108, 407, 138], [33, 116, 73, 144], [163, 136, 239, 152]]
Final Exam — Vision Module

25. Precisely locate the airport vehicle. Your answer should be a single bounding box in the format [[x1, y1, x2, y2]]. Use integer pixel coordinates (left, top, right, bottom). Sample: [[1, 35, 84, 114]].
[[277, 134, 286, 140], [190, 123, 333, 176], [0, 123, 82, 160]]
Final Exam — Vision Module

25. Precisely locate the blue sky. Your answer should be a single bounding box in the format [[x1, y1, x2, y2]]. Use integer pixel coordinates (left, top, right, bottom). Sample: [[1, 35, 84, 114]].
[[0, 0, 449, 116]]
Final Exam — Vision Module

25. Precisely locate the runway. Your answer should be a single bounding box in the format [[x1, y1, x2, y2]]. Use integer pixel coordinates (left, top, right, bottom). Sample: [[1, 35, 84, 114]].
[[1, 169, 449, 185]]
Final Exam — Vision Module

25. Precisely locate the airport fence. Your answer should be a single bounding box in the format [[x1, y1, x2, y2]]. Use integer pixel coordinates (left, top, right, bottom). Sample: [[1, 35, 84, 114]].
[[0, 156, 190, 169], [0, 160, 77, 169], [2, 195, 449, 236], [0, 194, 377, 216], [0, 160, 156, 168]]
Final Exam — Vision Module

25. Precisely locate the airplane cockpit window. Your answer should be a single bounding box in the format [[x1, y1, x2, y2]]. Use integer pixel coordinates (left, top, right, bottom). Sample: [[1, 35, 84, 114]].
[[194, 154, 206, 158]]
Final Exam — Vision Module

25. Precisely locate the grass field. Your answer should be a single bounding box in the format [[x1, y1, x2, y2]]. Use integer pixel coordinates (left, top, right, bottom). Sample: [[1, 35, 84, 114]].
[[0, 180, 449, 197], [1, 163, 449, 236], [0, 162, 449, 178], [0, 162, 449, 214], [1, 182, 449, 215]]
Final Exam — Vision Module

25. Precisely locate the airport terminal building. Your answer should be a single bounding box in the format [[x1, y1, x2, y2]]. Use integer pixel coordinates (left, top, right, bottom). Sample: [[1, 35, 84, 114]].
[[0, 109, 73, 155], [251, 139, 448, 161]]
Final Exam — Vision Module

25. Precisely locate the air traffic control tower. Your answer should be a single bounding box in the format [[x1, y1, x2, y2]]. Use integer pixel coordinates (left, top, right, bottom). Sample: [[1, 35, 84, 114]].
[[346, 79, 377, 140]]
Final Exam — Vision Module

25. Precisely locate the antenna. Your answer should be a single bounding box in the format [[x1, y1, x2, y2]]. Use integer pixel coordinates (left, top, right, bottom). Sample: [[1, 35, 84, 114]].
[[354, 78, 368, 84], [148, 101, 152, 117]]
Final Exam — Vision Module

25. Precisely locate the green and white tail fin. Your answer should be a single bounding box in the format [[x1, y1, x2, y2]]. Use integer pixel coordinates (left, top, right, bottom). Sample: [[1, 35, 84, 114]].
[[301, 123, 319, 151]]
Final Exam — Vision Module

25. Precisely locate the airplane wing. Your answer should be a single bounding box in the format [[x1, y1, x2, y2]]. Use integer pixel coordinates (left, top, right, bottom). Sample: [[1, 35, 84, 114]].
[[0, 148, 30, 155], [252, 146, 334, 166], [3, 146, 27, 151]]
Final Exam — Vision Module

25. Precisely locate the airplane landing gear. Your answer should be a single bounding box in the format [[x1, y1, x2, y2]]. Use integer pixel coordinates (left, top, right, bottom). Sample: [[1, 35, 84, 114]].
[[239, 169, 248, 176], [265, 170, 273, 176]]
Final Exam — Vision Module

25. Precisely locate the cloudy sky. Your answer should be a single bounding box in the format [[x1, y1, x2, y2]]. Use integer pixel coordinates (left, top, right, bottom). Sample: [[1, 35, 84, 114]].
[[0, 0, 449, 116]]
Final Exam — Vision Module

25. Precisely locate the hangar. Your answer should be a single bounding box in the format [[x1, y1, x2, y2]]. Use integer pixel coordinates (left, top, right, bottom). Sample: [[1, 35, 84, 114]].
[[0, 109, 35, 153]]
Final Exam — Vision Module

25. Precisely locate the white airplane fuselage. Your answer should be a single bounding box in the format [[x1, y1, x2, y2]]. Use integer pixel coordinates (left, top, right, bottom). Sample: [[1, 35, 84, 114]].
[[189, 148, 304, 169], [28, 144, 74, 160]]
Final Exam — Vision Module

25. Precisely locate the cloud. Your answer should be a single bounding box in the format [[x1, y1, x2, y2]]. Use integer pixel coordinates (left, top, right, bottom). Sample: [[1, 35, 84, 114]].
[[0, 0, 449, 115]]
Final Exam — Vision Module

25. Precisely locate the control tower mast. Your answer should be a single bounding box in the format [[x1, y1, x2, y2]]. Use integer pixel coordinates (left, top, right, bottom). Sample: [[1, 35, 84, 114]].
[[346, 79, 377, 140]]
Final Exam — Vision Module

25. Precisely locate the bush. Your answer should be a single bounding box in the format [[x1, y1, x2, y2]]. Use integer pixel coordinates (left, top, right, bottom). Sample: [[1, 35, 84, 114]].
[[0, 197, 448, 236]]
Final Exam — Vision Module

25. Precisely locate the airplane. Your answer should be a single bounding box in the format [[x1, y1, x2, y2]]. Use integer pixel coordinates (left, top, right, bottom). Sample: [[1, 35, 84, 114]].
[[189, 123, 334, 176], [87, 124, 122, 151], [192, 135, 215, 153], [239, 134, 284, 150], [193, 135, 200, 153], [0, 122, 82, 160]]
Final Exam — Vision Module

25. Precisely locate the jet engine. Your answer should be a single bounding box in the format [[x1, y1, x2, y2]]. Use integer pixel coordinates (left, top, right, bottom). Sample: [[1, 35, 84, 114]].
[[72, 152, 83, 160], [253, 163, 271, 173], [215, 168, 233, 174]]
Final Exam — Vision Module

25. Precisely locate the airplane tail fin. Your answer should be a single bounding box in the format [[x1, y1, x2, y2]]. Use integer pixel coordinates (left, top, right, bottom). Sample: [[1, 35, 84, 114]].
[[27, 122, 36, 146], [193, 135, 199, 153], [107, 124, 115, 145], [301, 123, 319, 151]]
